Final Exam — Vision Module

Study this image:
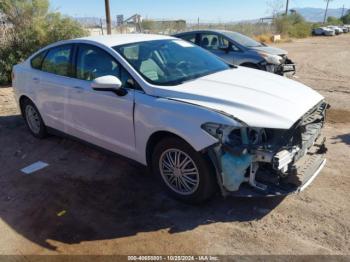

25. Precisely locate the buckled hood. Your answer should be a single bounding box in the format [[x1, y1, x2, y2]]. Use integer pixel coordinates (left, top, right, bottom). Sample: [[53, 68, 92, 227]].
[[249, 46, 288, 56], [151, 67, 324, 129]]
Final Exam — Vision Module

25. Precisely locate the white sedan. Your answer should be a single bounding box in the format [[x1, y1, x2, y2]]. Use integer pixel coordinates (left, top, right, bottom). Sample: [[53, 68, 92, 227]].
[[12, 34, 328, 203]]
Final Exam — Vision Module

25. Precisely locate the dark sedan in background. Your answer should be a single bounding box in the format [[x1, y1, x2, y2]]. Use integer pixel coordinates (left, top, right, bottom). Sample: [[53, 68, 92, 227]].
[[174, 30, 296, 76]]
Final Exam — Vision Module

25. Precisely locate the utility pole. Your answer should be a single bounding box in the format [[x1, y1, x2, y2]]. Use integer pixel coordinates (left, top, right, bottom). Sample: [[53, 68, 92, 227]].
[[323, 0, 332, 24], [285, 0, 290, 15], [341, 5, 345, 17], [100, 18, 104, 35], [104, 0, 112, 35]]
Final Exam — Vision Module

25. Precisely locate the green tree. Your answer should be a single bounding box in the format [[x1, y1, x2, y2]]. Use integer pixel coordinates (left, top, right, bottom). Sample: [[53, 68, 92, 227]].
[[0, 0, 87, 84], [327, 16, 342, 25], [341, 10, 350, 24]]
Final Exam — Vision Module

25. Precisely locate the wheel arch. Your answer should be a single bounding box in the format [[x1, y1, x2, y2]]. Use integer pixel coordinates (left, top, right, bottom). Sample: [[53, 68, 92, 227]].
[[19, 95, 33, 116], [146, 131, 189, 167], [145, 130, 217, 178]]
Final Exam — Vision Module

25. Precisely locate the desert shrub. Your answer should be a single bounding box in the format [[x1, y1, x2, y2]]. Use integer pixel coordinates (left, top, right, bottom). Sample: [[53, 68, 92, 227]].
[[274, 13, 312, 38], [0, 0, 87, 85], [254, 34, 273, 44]]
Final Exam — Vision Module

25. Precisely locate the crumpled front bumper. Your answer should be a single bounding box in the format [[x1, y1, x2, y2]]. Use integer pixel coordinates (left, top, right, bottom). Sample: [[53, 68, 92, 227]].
[[230, 135, 327, 197], [208, 133, 327, 198], [260, 57, 296, 76]]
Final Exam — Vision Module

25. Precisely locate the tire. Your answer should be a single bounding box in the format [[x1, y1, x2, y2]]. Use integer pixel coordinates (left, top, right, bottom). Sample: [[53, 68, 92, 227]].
[[22, 99, 47, 139], [152, 137, 217, 204]]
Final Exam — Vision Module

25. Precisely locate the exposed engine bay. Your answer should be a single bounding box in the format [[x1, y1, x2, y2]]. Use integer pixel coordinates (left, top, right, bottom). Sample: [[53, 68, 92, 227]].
[[205, 101, 329, 197], [261, 54, 296, 76]]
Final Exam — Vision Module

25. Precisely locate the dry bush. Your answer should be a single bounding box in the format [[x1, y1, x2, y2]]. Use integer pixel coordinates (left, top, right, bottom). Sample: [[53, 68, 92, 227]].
[[254, 34, 273, 44]]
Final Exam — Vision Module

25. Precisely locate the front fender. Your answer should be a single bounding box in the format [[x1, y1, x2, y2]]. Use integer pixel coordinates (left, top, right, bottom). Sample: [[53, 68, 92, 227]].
[[134, 92, 240, 165]]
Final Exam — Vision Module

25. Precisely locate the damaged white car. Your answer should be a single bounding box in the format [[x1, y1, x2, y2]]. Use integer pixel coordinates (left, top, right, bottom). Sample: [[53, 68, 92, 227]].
[[13, 34, 328, 203]]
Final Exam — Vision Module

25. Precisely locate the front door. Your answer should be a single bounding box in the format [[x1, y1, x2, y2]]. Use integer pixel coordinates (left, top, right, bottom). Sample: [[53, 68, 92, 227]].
[[67, 44, 136, 158]]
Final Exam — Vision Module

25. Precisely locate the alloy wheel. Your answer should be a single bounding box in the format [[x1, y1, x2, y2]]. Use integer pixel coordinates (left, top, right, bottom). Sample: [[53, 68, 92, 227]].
[[159, 149, 200, 195]]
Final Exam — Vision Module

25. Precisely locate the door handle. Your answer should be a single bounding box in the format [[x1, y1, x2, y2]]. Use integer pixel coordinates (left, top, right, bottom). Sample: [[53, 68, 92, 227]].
[[32, 77, 40, 82]]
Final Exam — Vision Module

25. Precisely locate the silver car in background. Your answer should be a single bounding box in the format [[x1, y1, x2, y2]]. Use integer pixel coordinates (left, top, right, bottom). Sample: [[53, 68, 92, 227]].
[[174, 30, 296, 76], [313, 27, 336, 36]]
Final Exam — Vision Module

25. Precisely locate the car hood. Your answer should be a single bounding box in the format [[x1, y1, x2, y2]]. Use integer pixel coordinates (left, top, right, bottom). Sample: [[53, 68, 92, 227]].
[[151, 67, 324, 129], [249, 46, 288, 56]]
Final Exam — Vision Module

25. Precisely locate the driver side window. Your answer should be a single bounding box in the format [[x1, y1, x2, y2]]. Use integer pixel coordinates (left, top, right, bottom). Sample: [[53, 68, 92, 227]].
[[77, 45, 119, 81], [76, 44, 138, 89]]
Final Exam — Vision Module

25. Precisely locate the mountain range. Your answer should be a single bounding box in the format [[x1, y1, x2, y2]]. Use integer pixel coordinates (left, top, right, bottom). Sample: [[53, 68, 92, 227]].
[[293, 7, 348, 22]]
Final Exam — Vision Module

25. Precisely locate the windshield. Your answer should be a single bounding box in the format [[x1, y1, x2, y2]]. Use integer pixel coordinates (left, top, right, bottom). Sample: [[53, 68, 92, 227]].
[[113, 39, 230, 86], [225, 32, 263, 48]]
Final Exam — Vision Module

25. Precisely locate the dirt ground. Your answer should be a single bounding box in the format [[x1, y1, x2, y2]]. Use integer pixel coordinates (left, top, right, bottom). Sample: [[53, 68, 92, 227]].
[[0, 34, 349, 256]]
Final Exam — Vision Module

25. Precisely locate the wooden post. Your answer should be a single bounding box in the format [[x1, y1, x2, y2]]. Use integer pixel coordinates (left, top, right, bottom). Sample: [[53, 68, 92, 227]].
[[105, 0, 112, 35], [100, 18, 104, 35], [323, 0, 331, 24], [285, 0, 289, 15]]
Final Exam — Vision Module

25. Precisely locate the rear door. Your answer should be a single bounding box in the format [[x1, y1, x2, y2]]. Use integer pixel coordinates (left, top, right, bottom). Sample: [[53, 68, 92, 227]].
[[66, 44, 136, 158], [36, 44, 75, 131]]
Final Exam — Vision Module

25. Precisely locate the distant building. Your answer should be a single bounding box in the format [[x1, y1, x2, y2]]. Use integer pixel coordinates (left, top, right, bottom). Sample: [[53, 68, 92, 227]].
[[116, 14, 142, 33], [144, 19, 187, 34], [116, 15, 124, 27]]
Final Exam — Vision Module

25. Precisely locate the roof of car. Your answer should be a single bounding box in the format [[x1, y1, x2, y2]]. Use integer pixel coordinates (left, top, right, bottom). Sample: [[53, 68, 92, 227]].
[[175, 29, 235, 35], [77, 34, 175, 47]]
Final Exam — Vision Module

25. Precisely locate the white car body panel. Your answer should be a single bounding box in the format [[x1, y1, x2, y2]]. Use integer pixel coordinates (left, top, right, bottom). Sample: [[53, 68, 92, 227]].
[[12, 34, 324, 167], [133, 92, 238, 164]]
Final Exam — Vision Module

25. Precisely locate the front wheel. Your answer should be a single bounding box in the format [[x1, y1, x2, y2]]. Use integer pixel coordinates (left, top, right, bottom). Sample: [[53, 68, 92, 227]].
[[152, 137, 217, 204]]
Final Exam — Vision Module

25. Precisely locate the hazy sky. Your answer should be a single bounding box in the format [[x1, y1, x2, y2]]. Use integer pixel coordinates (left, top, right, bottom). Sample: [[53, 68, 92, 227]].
[[50, 0, 348, 22]]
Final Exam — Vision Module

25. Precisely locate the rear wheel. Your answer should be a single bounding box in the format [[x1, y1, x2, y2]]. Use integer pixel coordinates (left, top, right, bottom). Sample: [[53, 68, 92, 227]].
[[22, 99, 47, 138], [152, 137, 217, 204]]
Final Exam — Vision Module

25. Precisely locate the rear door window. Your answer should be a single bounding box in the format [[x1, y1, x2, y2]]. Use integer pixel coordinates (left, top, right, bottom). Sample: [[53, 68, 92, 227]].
[[200, 33, 230, 50], [42, 45, 73, 77], [31, 51, 47, 70], [181, 34, 197, 44]]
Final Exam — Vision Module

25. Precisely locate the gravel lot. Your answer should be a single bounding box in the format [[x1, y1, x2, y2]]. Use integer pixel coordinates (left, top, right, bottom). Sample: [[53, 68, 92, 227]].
[[0, 34, 349, 255]]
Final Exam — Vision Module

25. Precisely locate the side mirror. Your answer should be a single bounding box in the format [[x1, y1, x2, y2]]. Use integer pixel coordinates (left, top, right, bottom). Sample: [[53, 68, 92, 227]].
[[91, 75, 127, 96]]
